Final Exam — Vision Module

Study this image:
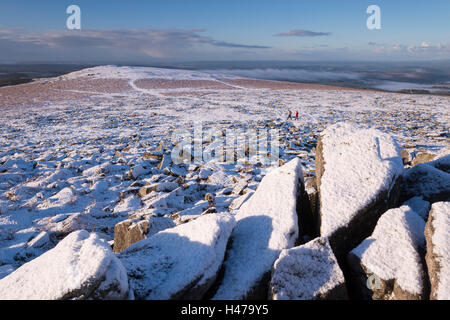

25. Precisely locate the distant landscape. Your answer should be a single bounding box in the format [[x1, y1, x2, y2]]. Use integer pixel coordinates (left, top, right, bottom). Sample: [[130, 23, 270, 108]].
[[2, 61, 449, 95]]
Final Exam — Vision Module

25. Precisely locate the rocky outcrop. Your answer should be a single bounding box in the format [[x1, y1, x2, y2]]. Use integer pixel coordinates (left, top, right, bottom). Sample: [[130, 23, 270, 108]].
[[119, 213, 235, 300], [113, 215, 175, 253], [348, 200, 429, 300], [316, 123, 403, 262], [212, 158, 306, 300], [270, 237, 348, 300], [0, 231, 129, 300], [401, 163, 450, 203], [425, 202, 450, 300]]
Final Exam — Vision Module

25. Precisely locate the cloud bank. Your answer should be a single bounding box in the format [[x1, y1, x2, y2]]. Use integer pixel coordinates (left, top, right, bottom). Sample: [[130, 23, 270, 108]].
[[0, 28, 270, 63], [275, 30, 332, 37]]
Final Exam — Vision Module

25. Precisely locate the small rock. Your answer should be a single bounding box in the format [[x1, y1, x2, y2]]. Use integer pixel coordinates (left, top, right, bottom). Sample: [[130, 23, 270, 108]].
[[129, 165, 149, 180], [113, 215, 175, 253], [157, 155, 172, 171], [199, 168, 213, 180]]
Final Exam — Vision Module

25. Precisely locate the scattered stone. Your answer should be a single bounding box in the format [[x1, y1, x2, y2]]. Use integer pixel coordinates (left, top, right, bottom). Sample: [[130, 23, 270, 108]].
[[270, 237, 348, 300], [143, 151, 163, 161], [232, 179, 248, 195], [129, 165, 149, 180], [113, 215, 175, 253], [199, 168, 213, 180], [0, 231, 129, 300], [157, 155, 172, 171], [425, 202, 450, 300]]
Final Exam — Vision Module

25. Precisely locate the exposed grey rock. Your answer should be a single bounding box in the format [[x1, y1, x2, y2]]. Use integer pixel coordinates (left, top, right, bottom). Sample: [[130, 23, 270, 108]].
[[425, 202, 450, 300], [113, 215, 175, 253]]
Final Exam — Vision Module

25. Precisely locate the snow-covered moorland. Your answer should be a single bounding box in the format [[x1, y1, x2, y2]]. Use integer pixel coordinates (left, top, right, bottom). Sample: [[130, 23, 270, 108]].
[[0, 66, 449, 299]]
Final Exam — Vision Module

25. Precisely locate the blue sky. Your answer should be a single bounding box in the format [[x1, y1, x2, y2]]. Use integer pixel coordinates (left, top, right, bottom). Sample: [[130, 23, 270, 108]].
[[0, 0, 449, 63]]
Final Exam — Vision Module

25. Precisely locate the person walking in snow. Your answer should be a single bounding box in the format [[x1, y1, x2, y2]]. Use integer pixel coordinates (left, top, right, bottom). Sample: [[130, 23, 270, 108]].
[[295, 110, 299, 120], [287, 110, 292, 120]]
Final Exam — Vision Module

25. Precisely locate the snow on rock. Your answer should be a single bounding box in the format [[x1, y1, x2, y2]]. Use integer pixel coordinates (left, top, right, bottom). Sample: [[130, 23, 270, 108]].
[[113, 215, 176, 253], [199, 168, 213, 180], [401, 163, 450, 203], [425, 202, 450, 300], [37, 187, 76, 209], [270, 237, 348, 300], [0, 230, 129, 300], [0, 265, 14, 280], [212, 158, 304, 300], [428, 154, 450, 173], [119, 213, 236, 300], [129, 165, 149, 180], [403, 196, 431, 221], [316, 122, 403, 261], [348, 203, 428, 300]]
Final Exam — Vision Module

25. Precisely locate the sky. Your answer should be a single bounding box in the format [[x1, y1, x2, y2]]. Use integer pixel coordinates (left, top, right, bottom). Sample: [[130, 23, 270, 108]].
[[0, 0, 449, 63]]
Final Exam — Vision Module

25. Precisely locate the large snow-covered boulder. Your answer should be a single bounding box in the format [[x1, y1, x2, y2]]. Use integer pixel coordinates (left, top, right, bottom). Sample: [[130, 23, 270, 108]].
[[316, 123, 403, 260], [425, 201, 450, 300], [270, 237, 348, 300], [213, 158, 305, 300], [348, 200, 429, 300], [401, 163, 450, 203], [113, 215, 175, 253], [119, 213, 235, 300], [0, 231, 129, 300]]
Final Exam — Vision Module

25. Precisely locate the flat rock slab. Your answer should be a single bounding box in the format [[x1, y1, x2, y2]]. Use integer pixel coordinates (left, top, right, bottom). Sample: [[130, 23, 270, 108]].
[[316, 123, 403, 261], [401, 163, 450, 203], [270, 237, 348, 300], [348, 200, 429, 300], [425, 201, 450, 300], [213, 158, 304, 300], [119, 213, 235, 300], [0, 231, 129, 300]]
